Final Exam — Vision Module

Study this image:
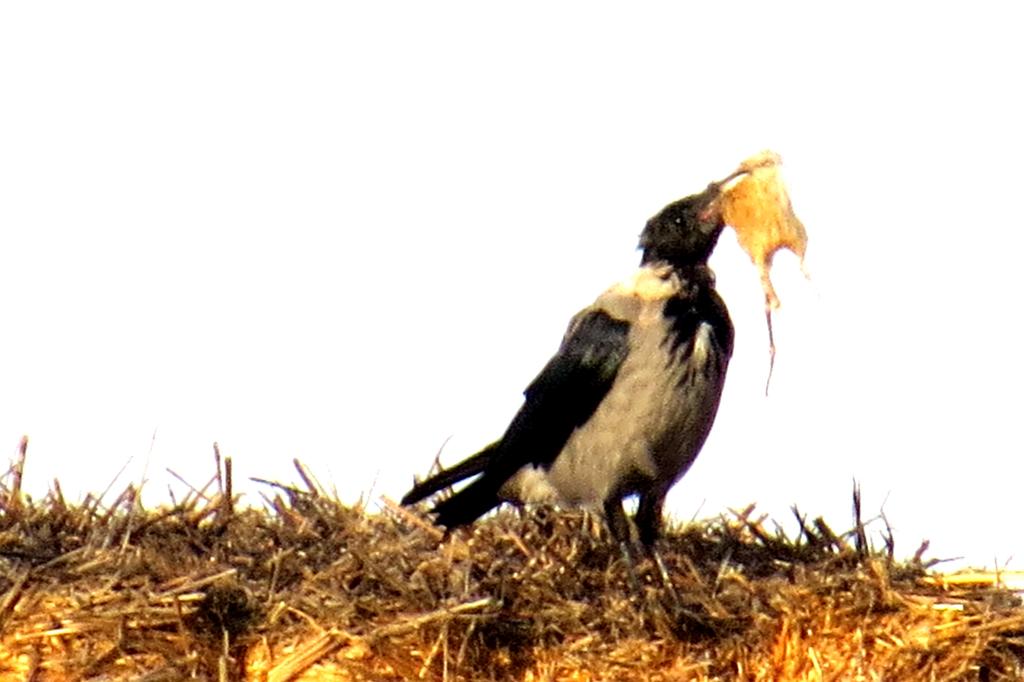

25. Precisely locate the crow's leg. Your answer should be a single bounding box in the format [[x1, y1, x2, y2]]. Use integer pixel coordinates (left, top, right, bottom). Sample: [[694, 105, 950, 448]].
[[634, 492, 663, 548], [603, 498, 641, 596], [636, 493, 682, 614]]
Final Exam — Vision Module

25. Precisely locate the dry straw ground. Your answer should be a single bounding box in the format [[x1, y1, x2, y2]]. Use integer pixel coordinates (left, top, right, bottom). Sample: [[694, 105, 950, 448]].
[[1, 443, 1022, 681]]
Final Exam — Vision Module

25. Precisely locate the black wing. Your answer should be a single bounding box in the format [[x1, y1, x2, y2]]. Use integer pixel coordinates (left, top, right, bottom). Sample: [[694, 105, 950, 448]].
[[429, 309, 631, 528]]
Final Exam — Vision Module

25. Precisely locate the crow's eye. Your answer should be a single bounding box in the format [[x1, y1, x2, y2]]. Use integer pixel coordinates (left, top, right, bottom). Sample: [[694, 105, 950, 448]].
[[673, 216, 683, 226]]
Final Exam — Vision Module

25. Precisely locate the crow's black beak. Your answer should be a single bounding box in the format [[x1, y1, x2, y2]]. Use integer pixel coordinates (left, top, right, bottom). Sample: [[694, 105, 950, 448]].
[[698, 167, 752, 222], [714, 166, 750, 189]]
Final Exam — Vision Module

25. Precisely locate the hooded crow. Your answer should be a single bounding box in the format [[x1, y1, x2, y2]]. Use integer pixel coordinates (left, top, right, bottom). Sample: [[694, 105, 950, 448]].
[[403, 176, 743, 560]]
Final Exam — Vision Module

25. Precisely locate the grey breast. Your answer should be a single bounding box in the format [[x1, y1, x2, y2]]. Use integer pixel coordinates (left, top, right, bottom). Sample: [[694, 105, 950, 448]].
[[504, 265, 726, 508]]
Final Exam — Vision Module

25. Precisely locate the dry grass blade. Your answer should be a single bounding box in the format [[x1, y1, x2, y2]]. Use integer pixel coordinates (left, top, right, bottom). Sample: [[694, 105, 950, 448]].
[[265, 629, 351, 682], [0, 449, 1021, 681]]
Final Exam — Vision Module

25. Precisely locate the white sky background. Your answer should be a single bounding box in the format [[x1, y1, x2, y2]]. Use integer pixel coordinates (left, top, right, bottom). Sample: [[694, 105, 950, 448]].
[[2, 4, 1021, 570]]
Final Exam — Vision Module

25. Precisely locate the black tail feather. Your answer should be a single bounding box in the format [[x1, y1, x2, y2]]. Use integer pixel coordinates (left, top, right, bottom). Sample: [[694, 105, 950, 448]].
[[400, 441, 499, 506], [430, 476, 503, 528]]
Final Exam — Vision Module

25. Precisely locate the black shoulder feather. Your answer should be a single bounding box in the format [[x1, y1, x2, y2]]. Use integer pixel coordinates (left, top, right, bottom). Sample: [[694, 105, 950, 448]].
[[428, 309, 631, 528]]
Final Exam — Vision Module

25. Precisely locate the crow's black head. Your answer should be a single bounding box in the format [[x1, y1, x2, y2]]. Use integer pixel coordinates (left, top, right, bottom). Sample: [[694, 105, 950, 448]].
[[639, 180, 734, 268]]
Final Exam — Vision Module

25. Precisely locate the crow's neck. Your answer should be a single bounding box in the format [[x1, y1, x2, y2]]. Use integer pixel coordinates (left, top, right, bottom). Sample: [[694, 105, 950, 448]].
[[640, 242, 716, 271], [642, 256, 717, 291]]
